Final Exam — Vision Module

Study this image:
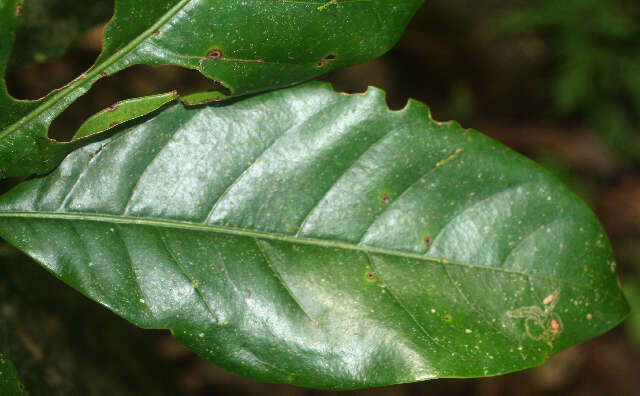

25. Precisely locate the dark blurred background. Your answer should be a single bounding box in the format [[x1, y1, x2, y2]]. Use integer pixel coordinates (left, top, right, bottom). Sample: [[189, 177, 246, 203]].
[[2, 0, 640, 394]]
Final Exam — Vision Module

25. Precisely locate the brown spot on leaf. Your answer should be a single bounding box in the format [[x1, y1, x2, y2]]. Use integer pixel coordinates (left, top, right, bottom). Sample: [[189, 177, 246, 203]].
[[107, 103, 119, 112], [543, 294, 554, 305], [189, 96, 224, 105], [206, 49, 223, 60], [99, 71, 108, 77], [423, 236, 433, 247], [548, 317, 561, 334], [315, 53, 337, 68], [366, 272, 376, 280], [380, 193, 390, 204], [109, 122, 118, 128], [586, 313, 593, 320], [443, 314, 452, 322], [14, 4, 22, 16]]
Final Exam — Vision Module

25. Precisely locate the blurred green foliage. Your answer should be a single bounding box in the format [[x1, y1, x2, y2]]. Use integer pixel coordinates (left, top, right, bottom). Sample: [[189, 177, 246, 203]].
[[624, 280, 640, 347], [8, 0, 112, 71], [501, 0, 640, 162]]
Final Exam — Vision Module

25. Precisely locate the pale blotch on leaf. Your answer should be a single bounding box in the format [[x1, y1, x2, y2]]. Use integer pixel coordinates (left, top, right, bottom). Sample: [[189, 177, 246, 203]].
[[507, 290, 563, 347]]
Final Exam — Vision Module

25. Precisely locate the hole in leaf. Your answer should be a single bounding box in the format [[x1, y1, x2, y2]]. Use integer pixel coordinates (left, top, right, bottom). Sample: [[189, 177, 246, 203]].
[[205, 49, 223, 60], [315, 53, 337, 68], [322, 56, 412, 111], [365, 272, 376, 280]]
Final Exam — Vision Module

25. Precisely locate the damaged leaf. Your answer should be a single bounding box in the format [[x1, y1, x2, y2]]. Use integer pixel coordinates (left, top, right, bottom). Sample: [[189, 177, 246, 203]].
[[0, 82, 628, 389], [0, 0, 425, 179]]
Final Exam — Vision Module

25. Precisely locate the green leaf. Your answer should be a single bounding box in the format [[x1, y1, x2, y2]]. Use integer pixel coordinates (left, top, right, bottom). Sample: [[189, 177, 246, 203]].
[[71, 91, 178, 141], [0, 82, 628, 389], [0, 354, 23, 396], [0, 0, 425, 179]]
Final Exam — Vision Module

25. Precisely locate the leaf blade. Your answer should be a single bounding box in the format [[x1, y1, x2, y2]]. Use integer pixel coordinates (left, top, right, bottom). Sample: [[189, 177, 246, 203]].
[[0, 0, 425, 178], [0, 82, 628, 389]]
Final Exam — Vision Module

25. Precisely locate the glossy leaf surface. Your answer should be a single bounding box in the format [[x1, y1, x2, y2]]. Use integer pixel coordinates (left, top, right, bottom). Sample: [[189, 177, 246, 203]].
[[0, 0, 425, 179], [0, 354, 23, 396], [0, 82, 628, 389]]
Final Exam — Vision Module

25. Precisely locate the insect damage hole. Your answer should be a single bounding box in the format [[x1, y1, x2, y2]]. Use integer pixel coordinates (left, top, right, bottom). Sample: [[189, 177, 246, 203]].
[[423, 236, 433, 248], [48, 65, 221, 141], [365, 272, 376, 280], [206, 49, 223, 60], [316, 53, 338, 68], [380, 193, 390, 204]]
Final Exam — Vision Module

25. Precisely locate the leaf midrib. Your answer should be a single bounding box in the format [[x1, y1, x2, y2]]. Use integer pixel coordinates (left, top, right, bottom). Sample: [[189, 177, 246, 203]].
[[0, 0, 193, 141], [0, 210, 590, 288]]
